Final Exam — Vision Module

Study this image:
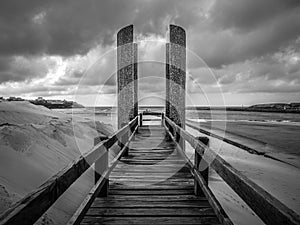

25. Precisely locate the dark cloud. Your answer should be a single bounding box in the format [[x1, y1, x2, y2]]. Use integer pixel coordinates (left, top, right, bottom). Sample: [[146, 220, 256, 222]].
[[188, 0, 300, 68], [0, 0, 299, 101], [0, 0, 134, 56], [0, 56, 54, 84], [211, 0, 300, 31], [0, 0, 199, 57]]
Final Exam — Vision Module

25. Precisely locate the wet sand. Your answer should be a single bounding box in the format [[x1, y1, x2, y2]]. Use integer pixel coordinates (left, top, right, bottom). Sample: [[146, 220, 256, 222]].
[[188, 120, 300, 168]]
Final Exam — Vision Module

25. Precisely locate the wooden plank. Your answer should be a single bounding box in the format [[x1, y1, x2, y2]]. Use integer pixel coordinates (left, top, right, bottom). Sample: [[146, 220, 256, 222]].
[[112, 167, 191, 173], [91, 200, 212, 208], [108, 189, 195, 195], [110, 173, 192, 178], [109, 181, 194, 187], [113, 164, 191, 169], [80, 216, 221, 225], [86, 208, 215, 216], [91, 195, 205, 202], [123, 156, 179, 160], [120, 158, 186, 162], [110, 173, 193, 178], [129, 147, 175, 150], [110, 178, 194, 183], [109, 184, 194, 190]]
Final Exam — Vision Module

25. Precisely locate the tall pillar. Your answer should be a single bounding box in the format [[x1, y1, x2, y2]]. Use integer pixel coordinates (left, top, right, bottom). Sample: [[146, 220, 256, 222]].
[[117, 25, 135, 129], [134, 43, 138, 118], [165, 43, 170, 118], [168, 24, 186, 128]]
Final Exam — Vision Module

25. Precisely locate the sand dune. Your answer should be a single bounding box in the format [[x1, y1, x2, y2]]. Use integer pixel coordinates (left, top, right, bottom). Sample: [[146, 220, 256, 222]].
[[0, 101, 113, 224]]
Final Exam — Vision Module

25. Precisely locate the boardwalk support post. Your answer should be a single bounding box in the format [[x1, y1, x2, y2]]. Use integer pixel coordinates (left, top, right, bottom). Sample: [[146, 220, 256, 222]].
[[94, 136, 109, 197], [139, 113, 143, 127], [119, 122, 129, 156], [194, 136, 209, 196]]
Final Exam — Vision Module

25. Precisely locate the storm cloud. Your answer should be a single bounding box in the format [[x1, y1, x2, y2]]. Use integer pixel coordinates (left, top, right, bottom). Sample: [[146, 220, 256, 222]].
[[0, 0, 299, 105]]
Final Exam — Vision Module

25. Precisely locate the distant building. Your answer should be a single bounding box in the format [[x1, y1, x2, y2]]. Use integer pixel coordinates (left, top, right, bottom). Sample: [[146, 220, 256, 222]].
[[249, 103, 300, 112], [30, 97, 83, 109], [290, 103, 300, 108], [7, 97, 25, 101]]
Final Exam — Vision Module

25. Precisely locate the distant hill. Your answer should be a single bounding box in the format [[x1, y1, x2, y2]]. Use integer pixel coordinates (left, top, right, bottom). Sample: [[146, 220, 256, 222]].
[[248, 103, 300, 113], [30, 99, 85, 109], [1, 97, 84, 109], [186, 103, 300, 113]]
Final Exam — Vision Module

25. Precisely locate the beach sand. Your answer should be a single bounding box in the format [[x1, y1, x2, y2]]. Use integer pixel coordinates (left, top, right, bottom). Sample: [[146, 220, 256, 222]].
[[0, 101, 113, 224]]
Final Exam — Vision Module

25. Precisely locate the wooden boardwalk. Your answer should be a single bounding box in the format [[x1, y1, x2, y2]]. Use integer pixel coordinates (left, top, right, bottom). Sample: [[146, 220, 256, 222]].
[[81, 125, 221, 225], [2, 114, 299, 225]]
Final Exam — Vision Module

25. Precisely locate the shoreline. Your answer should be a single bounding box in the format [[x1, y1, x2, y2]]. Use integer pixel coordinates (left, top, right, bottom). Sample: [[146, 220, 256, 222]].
[[186, 107, 300, 114]]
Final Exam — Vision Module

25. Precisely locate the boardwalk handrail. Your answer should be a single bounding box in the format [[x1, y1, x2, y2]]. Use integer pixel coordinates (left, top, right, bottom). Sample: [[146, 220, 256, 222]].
[[0, 116, 139, 225], [68, 118, 139, 225], [164, 116, 300, 225]]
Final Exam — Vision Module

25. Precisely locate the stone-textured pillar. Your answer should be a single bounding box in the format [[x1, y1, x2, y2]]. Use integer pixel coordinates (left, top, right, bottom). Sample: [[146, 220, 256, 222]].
[[117, 25, 135, 129], [165, 43, 170, 118], [168, 24, 186, 128], [134, 43, 138, 118]]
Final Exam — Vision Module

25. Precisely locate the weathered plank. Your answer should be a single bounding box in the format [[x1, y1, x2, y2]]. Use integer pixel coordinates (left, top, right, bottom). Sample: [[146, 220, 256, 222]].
[[110, 173, 193, 179], [109, 184, 195, 190], [86, 208, 215, 216], [108, 189, 195, 195], [80, 216, 221, 225]]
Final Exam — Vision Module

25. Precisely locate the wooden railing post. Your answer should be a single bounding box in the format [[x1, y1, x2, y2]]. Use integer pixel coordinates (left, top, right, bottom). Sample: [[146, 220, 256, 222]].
[[175, 126, 184, 151], [94, 136, 109, 197], [161, 113, 164, 126], [139, 113, 143, 126], [119, 122, 129, 156], [194, 136, 209, 196]]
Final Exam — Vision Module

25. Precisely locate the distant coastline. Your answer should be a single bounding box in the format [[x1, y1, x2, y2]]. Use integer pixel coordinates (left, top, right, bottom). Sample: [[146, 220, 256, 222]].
[[0, 96, 84, 109], [1, 97, 299, 113], [186, 103, 300, 113], [139, 104, 300, 113]]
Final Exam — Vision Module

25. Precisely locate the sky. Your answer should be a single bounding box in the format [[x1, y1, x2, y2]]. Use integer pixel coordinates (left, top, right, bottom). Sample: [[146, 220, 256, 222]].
[[0, 0, 299, 106]]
